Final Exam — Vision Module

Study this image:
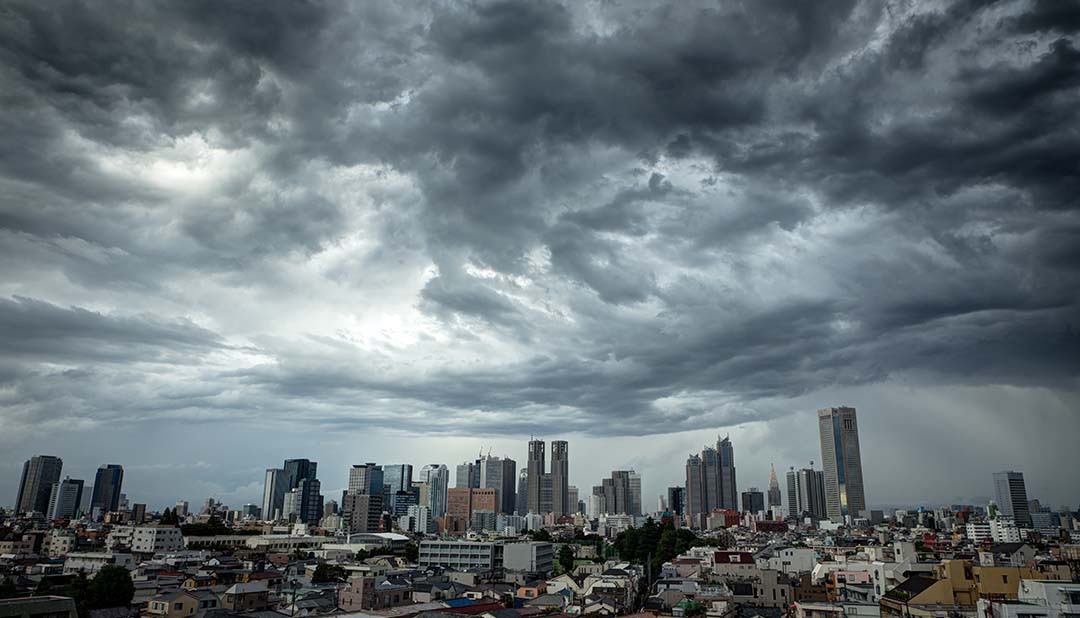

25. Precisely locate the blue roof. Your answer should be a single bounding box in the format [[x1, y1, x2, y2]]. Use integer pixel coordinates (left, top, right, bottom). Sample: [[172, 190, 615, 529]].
[[444, 598, 476, 608]]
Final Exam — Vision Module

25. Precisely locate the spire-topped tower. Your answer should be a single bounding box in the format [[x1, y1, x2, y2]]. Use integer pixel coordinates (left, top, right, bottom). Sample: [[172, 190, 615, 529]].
[[767, 462, 782, 510]]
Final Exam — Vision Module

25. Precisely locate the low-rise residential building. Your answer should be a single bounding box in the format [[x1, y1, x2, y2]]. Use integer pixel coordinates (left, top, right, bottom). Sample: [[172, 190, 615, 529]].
[[63, 551, 136, 575], [221, 581, 270, 612], [146, 589, 220, 618]]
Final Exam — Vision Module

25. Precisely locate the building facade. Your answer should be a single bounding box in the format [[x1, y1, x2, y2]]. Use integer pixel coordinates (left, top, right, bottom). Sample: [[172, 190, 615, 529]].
[[90, 464, 124, 515], [16, 455, 64, 515], [818, 407, 866, 522], [993, 471, 1032, 527]]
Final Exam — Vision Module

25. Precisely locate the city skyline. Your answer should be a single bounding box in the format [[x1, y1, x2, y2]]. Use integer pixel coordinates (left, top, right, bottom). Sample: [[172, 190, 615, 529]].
[[4, 415, 1071, 515], [1, 0, 1078, 516]]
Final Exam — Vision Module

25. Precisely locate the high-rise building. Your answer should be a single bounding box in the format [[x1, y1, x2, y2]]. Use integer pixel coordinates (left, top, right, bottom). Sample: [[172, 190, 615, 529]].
[[348, 463, 384, 496], [479, 455, 517, 514], [342, 492, 383, 533], [767, 464, 782, 511], [787, 465, 827, 520], [421, 464, 449, 518], [526, 439, 545, 513], [15, 455, 64, 515], [818, 406, 866, 522], [741, 487, 765, 514], [383, 464, 413, 494], [568, 486, 579, 515], [456, 461, 479, 489], [46, 477, 84, 520], [262, 468, 287, 521], [595, 470, 641, 516], [515, 470, 528, 514], [667, 486, 685, 516], [91, 464, 124, 514], [281, 459, 321, 525], [993, 471, 1032, 527], [685, 435, 738, 525], [717, 436, 737, 510], [550, 440, 570, 517]]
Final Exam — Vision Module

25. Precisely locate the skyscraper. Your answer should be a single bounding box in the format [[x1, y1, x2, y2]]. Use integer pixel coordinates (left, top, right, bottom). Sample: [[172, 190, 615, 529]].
[[818, 406, 866, 522], [993, 471, 1032, 527], [787, 465, 827, 520], [262, 468, 286, 521], [47, 477, 84, 520], [15, 455, 63, 515], [455, 461, 479, 489], [551, 440, 569, 517], [717, 436, 737, 510], [515, 470, 528, 514], [667, 486, 685, 516], [383, 464, 413, 494], [767, 464, 782, 512], [479, 454, 517, 514], [421, 464, 449, 517], [348, 463, 383, 496], [91, 464, 124, 514], [628, 471, 642, 516], [685, 435, 738, 526], [282, 459, 321, 525], [741, 488, 765, 514], [526, 439, 545, 514], [595, 470, 642, 516]]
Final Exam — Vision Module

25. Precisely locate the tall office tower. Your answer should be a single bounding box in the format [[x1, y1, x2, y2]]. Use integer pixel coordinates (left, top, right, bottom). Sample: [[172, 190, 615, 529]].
[[526, 439, 545, 513], [383, 464, 414, 494], [786, 468, 798, 519], [550, 440, 570, 517], [686, 454, 704, 521], [568, 486, 579, 515], [15, 455, 64, 515], [767, 464, 782, 511], [262, 468, 287, 521], [628, 471, 642, 517], [515, 470, 528, 514], [455, 462, 476, 489], [348, 463, 384, 496], [284, 459, 318, 491], [539, 474, 553, 514], [667, 486, 685, 516], [741, 488, 765, 514], [818, 406, 866, 522], [418, 464, 441, 484], [281, 459, 321, 525], [717, 436, 738, 510], [91, 464, 124, 514], [342, 493, 383, 533], [175, 501, 189, 518], [787, 465, 827, 520], [427, 464, 449, 517], [479, 455, 517, 514], [47, 478, 84, 520], [993, 471, 1032, 527]]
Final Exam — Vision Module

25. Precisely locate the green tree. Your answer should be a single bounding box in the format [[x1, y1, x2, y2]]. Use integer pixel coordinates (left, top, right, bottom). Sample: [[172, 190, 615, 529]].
[[404, 542, 419, 563], [65, 572, 91, 618], [529, 529, 553, 542], [311, 563, 347, 584], [33, 577, 52, 596], [88, 565, 135, 609], [558, 545, 575, 573], [0, 576, 18, 599]]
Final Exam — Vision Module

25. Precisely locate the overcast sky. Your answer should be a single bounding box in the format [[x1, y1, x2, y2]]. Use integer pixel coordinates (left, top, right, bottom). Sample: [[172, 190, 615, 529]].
[[1, 0, 1078, 513]]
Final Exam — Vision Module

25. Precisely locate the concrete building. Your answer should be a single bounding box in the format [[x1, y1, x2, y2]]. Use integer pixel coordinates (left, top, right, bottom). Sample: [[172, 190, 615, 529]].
[[818, 407, 866, 522], [479, 455, 517, 514], [419, 540, 502, 571], [504, 541, 554, 575], [46, 477, 84, 520], [0, 596, 78, 618], [994, 471, 1032, 527], [515, 470, 529, 514], [63, 551, 136, 574], [90, 464, 124, 515], [15, 455, 64, 515], [342, 493, 383, 533], [667, 486, 685, 516], [447, 487, 497, 527]]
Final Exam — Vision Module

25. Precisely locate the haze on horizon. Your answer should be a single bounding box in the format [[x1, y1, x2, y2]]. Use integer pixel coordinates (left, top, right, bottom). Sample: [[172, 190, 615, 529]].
[[0, 0, 1078, 511]]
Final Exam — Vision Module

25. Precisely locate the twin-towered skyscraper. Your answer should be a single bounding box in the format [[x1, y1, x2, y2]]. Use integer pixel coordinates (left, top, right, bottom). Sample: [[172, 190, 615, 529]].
[[526, 438, 570, 516]]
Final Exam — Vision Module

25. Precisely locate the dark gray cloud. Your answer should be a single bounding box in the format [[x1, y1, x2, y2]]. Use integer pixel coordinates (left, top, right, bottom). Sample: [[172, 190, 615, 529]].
[[1, 0, 1078, 508]]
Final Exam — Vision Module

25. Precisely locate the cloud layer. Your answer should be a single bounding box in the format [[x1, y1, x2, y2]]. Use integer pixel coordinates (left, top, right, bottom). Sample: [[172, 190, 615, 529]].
[[1, 0, 1077, 508]]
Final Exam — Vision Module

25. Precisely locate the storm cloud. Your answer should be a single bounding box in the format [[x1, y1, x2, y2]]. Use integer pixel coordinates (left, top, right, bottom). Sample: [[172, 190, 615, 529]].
[[1, 0, 1077, 509]]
